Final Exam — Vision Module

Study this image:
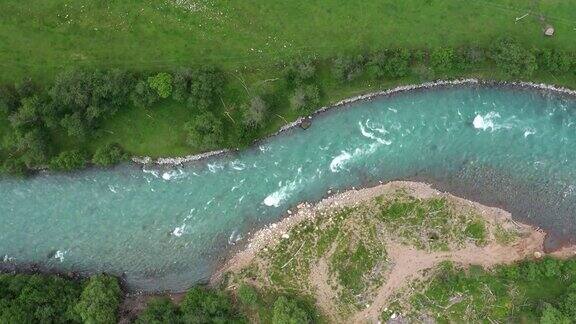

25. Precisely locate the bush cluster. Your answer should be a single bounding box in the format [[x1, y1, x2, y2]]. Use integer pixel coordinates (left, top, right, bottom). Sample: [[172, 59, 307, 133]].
[[1, 37, 574, 176]]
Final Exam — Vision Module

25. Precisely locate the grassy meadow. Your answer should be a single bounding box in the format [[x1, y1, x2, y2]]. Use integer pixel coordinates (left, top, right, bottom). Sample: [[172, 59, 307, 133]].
[[1, 0, 575, 158]]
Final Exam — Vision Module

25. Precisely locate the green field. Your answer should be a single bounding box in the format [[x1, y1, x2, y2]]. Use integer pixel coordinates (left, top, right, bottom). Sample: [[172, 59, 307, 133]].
[[2, 0, 575, 82], [1, 0, 575, 161]]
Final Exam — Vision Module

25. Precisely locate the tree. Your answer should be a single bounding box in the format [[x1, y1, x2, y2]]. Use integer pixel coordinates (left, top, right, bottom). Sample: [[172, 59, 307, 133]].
[[50, 150, 87, 171], [332, 54, 367, 82], [430, 48, 455, 73], [148, 73, 174, 99], [272, 296, 311, 324], [290, 85, 320, 112], [184, 112, 224, 150], [75, 274, 122, 324], [137, 297, 181, 324], [92, 143, 126, 167], [242, 96, 267, 128], [490, 38, 537, 77], [131, 80, 159, 109]]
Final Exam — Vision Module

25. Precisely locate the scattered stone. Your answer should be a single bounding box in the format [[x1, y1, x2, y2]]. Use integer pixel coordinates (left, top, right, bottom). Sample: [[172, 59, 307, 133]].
[[300, 119, 312, 130], [534, 251, 542, 259], [281, 233, 290, 239], [544, 25, 555, 37]]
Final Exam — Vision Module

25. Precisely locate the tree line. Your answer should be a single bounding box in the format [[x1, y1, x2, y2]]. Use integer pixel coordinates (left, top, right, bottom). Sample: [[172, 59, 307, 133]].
[[0, 37, 574, 176]]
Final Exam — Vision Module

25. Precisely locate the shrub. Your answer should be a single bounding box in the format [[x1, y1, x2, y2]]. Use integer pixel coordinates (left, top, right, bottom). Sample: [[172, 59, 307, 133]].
[[180, 286, 242, 323], [540, 304, 570, 324], [1, 157, 28, 176], [50, 150, 87, 171], [137, 297, 180, 324], [187, 67, 225, 111], [131, 80, 159, 109], [92, 143, 126, 167], [237, 284, 258, 307], [75, 274, 122, 324], [0, 84, 20, 114], [290, 85, 320, 112], [242, 96, 267, 128], [490, 38, 537, 77], [536, 49, 573, 73], [8, 95, 43, 129], [369, 49, 411, 79], [4, 128, 51, 167], [272, 296, 311, 324], [148, 72, 174, 99], [332, 54, 367, 82], [284, 57, 317, 87], [172, 68, 193, 102], [0, 274, 82, 324], [430, 48, 455, 73], [184, 112, 224, 150]]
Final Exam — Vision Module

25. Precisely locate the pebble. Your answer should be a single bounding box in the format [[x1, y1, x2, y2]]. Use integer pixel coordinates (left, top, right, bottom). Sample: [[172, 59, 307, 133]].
[[281, 233, 290, 239]]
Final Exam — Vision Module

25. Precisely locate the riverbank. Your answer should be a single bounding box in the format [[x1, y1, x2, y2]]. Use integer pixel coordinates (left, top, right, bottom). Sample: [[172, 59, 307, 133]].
[[214, 181, 576, 322], [132, 79, 576, 166]]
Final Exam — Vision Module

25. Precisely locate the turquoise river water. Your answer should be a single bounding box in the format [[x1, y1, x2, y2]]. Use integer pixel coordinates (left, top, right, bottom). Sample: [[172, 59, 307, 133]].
[[1, 85, 575, 292]]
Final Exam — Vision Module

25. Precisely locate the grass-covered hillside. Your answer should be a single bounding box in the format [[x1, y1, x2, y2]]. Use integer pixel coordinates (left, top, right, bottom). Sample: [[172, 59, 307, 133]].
[[1, 0, 575, 83]]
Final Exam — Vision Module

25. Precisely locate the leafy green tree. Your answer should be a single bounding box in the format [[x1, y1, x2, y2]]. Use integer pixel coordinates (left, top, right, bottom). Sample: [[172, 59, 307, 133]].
[[272, 296, 311, 324], [137, 297, 181, 324], [430, 48, 455, 73], [369, 49, 411, 79], [75, 274, 122, 324], [242, 96, 267, 128], [148, 73, 174, 99], [490, 38, 537, 77], [184, 112, 224, 150], [290, 85, 320, 112], [131, 80, 159, 109], [92, 143, 126, 167], [50, 150, 87, 171]]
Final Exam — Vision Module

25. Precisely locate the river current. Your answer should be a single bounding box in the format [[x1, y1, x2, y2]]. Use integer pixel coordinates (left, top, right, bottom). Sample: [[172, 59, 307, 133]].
[[1, 85, 575, 291]]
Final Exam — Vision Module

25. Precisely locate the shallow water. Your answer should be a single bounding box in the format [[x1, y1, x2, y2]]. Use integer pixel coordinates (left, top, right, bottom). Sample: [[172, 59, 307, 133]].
[[1, 85, 575, 291]]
